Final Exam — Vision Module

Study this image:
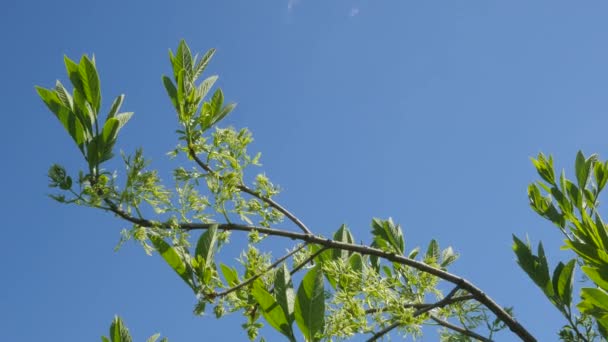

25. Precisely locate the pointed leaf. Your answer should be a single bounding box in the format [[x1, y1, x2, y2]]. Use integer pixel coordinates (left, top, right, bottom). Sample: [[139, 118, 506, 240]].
[[252, 280, 295, 341], [36, 86, 87, 148], [220, 263, 239, 286], [110, 316, 132, 342], [196, 75, 218, 101], [426, 239, 440, 263], [195, 225, 218, 267], [193, 48, 216, 81], [78, 55, 101, 113], [114, 112, 134, 131], [582, 265, 608, 291], [332, 224, 354, 260], [107, 94, 125, 120], [149, 235, 195, 291], [146, 333, 161, 342], [294, 266, 325, 342], [162, 75, 179, 111], [275, 263, 295, 324], [553, 259, 575, 308]]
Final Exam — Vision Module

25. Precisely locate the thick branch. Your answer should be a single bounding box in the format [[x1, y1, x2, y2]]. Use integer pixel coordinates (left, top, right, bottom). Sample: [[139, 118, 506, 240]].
[[188, 147, 312, 234], [104, 204, 536, 342]]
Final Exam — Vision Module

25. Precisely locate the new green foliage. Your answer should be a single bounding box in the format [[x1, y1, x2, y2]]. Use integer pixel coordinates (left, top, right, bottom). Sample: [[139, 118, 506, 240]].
[[295, 266, 325, 342], [518, 151, 608, 339]]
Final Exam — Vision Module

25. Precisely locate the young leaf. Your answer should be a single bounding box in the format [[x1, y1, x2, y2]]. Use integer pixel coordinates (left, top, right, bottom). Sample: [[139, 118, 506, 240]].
[[371, 218, 405, 255], [192, 48, 216, 81], [162, 75, 179, 112], [531, 153, 556, 185], [36, 86, 87, 148], [195, 225, 219, 267], [332, 224, 354, 260], [275, 263, 295, 324], [113, 112, 134, 131], [109, 316, 132, 342], [146, 333, 161, 342], [64, 55, 85, 96], [512, 235, 552, 296], [425, 239, 440, 263], [552, 259, 575, 308], [582, 265, 608, 291], [107, 94, 125, 120], [78, 55, 101, 113], [196, 75, 218, 102], [252, 280, 296, 341], [295, 266, 325, 342], [578, 288, 608, 330], [149, 235, 195, 291], [220, 263, 239, 286]]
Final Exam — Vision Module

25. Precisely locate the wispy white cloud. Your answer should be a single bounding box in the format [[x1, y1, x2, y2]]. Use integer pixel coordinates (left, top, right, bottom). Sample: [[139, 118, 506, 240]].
[[287, 0, 300, 12], [349, 7, 360, 17]]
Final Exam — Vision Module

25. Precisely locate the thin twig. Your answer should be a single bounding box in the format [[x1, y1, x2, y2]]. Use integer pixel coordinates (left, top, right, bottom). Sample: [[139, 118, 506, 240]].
[[367, 321, 400, 342], [430, 315, 493, 342], [365, 295, 475, 315], [188, 147, 312, 234], [290, 245, 330, 276], [413, 285, 461, 317], [211, 243, 307, 298]]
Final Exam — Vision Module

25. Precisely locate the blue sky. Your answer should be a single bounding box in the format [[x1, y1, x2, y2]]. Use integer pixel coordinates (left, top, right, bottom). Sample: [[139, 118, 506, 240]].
[[2, 1, 608, 341]]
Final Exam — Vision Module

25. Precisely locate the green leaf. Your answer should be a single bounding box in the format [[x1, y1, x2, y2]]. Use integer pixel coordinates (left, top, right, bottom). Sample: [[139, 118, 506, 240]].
[[371, 217, 405, 255], [146, 333, 161, 342], [210, 88, 223, 116], [512, 235, 552, 296], [425, 239, 440, 263], [162, 75, 179, 111], [220, 263, 239, 286], [294, 266, 325, 342], [177, 40, 193, 80], [531, 153, 556, 185], [101, 337, 110, 342], [195, 225, 218, 267], [107, 94, 125, 120], [193, 48, 216, 81], [596, 162, 608, 193], [78, 55, 101, 113], [64, 55, 85, 96], [275, 263, 295, 324], [196, 75, 218, 101], [440, 246, 458, 268], [114, 112, 134, 131], [332, 224, 354, 260], [578, 288, 608, 327], [408, 247, 420, 259], [349, 253, 363, 273], [582, 265, 608, 291], [109, 316, 132, 342], [252, 280, 296, 341], [149, 235, 195, 291], [36, 86, 87, 149], [54, 80, 74, 110], [552, 259, 575, 308]]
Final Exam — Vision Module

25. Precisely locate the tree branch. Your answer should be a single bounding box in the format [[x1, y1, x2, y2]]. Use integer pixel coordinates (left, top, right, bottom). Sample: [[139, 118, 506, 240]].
[[104, 202, 536, 342], [365, 295, 476, 315], [430, 315, 493, 342]]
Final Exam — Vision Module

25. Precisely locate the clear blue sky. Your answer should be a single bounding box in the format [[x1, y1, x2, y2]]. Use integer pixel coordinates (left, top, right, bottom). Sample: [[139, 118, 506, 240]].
[[2, 1, 608, 341]]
